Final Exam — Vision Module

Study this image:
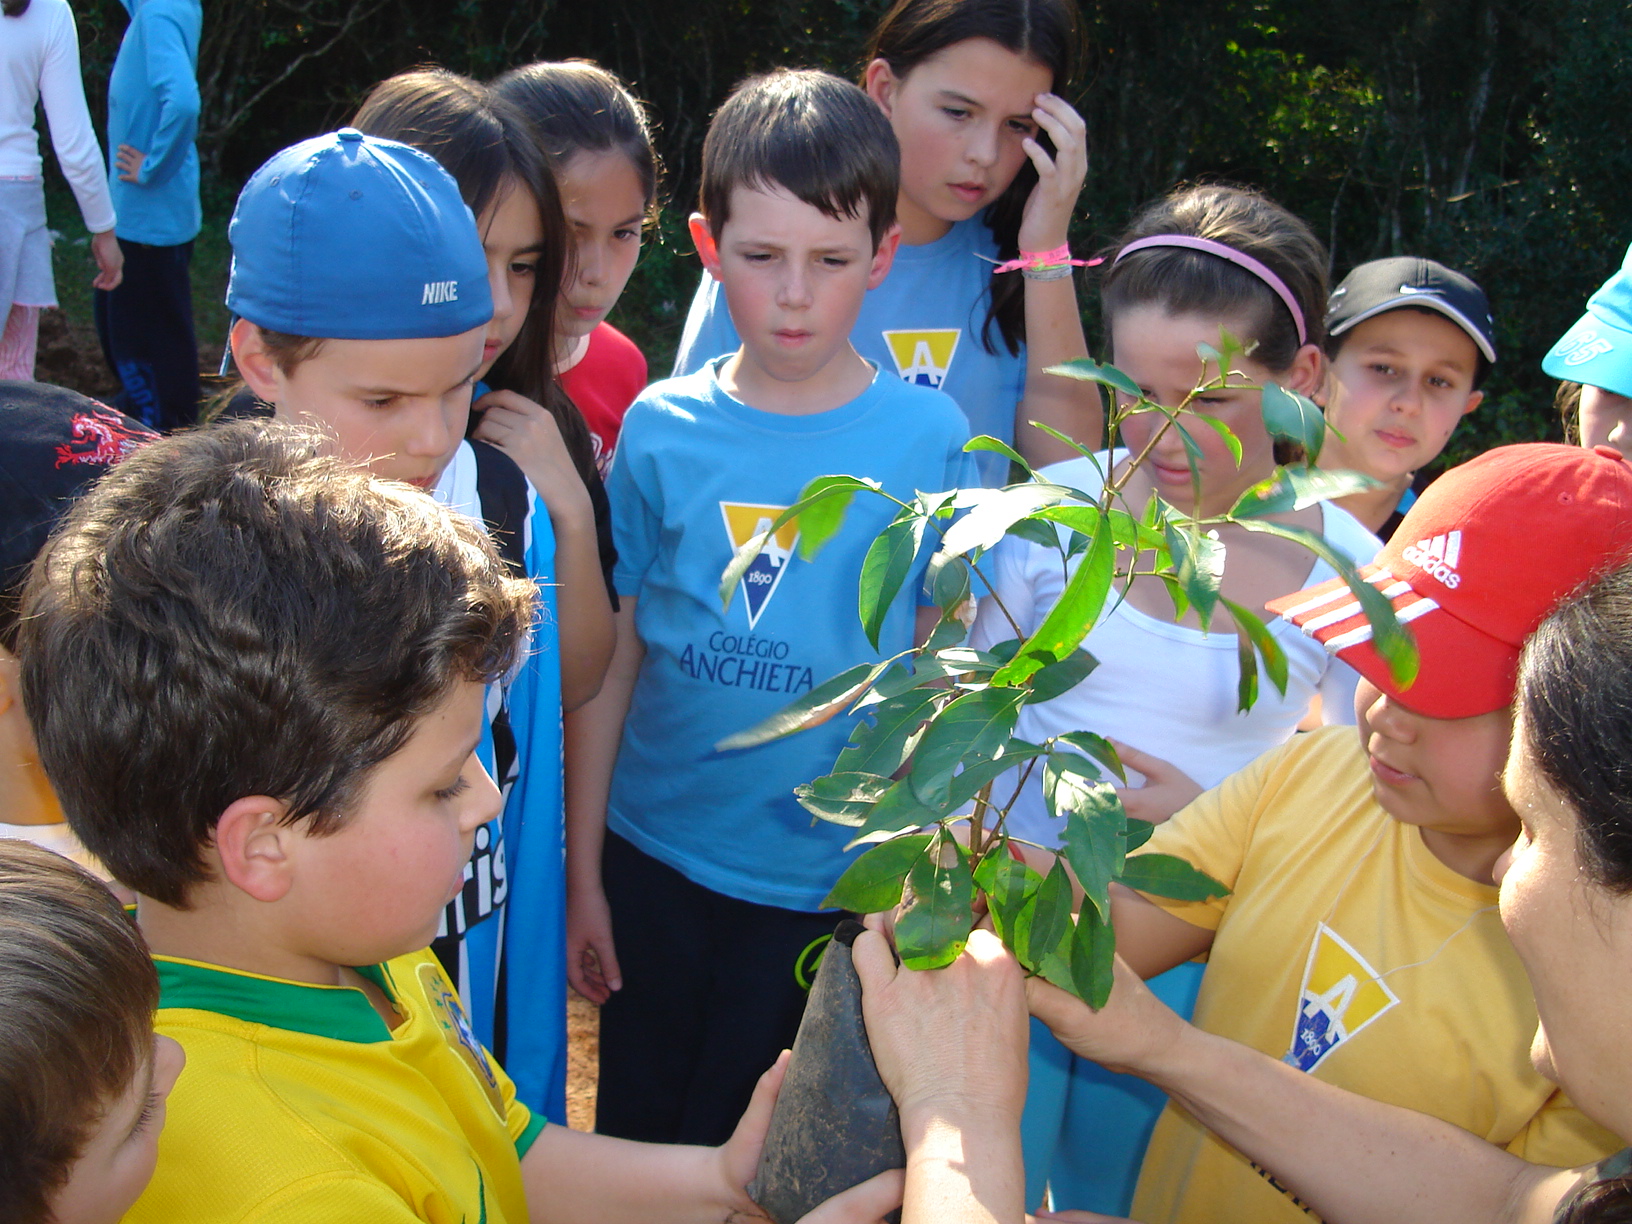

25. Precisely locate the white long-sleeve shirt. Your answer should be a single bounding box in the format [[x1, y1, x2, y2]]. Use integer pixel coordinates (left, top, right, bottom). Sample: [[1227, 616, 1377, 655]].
[[1, 0, 115, 232]]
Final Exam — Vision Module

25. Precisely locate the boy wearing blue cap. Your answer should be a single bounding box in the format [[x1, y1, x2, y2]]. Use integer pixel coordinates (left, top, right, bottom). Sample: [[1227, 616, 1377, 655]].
[[1544, 242, 1632, 452], [220, 128, 586, 1122], [577, 69, 973, 1146]]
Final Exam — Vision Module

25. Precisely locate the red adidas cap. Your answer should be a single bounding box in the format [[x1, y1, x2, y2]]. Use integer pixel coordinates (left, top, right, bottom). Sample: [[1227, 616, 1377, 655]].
[[1266, 444, 1632, 718]]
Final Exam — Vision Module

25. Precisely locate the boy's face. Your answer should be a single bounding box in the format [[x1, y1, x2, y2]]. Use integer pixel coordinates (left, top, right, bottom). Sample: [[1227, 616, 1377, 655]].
[[234, 319, 485, 488], [691, 185, 897, 394], [1353, 678, 1516, 840], [1323, 310, 1483, 481], [282, 680, 499, 967], [49, 1035, 185, 1224]]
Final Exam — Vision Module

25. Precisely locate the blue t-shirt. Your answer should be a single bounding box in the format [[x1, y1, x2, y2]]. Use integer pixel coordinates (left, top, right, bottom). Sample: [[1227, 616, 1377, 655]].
[[607, 361, 971, 910], [674, 214, 1025, 487], [107, 0, 201, 246], [430, 441, 566, 1123]]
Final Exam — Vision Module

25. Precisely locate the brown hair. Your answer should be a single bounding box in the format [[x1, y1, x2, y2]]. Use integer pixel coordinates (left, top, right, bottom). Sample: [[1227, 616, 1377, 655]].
[[19, 420, 536, 907], [1102, 183, 1329, 374], [1556, 380, 1584, 444], [865, 0, 1083, 356], [353, 67, 598, 494], [0, 841, 156, 1224], [700, 69, 899, 251]]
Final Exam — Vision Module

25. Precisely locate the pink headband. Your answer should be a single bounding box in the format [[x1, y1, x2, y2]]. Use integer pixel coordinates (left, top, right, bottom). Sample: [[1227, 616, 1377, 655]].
[[1113, 234, 1308, 346]]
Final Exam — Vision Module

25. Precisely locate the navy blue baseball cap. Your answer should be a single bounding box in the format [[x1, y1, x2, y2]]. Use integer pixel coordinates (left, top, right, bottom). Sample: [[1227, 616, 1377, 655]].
[[1543, 242, 1632, 397], [226, 128, 492, 341]]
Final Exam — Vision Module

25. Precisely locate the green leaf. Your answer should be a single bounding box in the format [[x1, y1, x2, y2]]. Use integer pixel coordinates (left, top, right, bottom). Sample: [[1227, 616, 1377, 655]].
[[965, 434, 1034, 478], [897, 835, 975, 970], [1171, 417, 1207, 508], [939, 741, 1046, 814], [1164, 521, 1225, 631], [1006, 515, 1067, 552], [843, 776, 939, 849], [1228, 466, 1378, 519], [795, 475, 878, 561], [1027, 421, 1110, 467], [1068, 903, 1117, 1009], [927, 553, 973, 613], [859, 509, 928, 649], [1116, 852, 1230, 902], [1260, 383, 1327, 464], [793, 772, 895, 827], [1055, 731, 1127, 784], [1234, 518, 1419, 687], [1124, 815, 1155, 852], [923, 614, 968, 652], [1045, 356, 1143, 401], [1222, 597, 1289, 701], [822, 833, 933, 912], [1025, 858, 1074, 972], [1028, 648, 1099, 704], [991, 509, 1115, 687], [938, 484, 1073, 559], [1232, 620, 1259, 712], [1191, 412, 1244, 465], [714, 660, 887, 751], [974, 847, 1043, 950], [834, 688, 941, 776], [910, 687, 1026, 807], [1059, 781, 1128, 922]]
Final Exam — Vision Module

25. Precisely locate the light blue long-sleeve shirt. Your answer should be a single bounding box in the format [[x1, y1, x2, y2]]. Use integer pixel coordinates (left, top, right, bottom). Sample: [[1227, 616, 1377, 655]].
[[106, 0, 200, 245]]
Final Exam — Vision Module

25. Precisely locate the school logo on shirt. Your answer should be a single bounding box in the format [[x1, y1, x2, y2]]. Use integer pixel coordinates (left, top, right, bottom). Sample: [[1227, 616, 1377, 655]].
[[720, 502, 800, 629], [1283, 923, 1399, 1073], [882, 329, 960, 389], [418, 960, 506, 1121]]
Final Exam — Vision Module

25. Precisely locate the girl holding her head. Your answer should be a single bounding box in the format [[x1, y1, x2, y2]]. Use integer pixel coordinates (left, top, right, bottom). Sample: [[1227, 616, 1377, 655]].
[[969, 183, 1380, 1214], [492, 60, 659, 474], [675, 0, 1100, 481]]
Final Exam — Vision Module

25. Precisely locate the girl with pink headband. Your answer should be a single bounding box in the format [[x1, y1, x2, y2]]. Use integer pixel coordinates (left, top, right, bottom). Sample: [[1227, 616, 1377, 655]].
[[968, 182, 1380, 1215]]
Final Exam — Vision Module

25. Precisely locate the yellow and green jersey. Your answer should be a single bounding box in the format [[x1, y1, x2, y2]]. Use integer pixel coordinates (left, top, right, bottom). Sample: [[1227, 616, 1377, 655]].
[[128, 948, 544, 1223]]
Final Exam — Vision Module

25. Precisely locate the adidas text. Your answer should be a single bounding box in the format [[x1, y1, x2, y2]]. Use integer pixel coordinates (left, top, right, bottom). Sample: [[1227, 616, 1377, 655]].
[[1401, 530, 1463, 588], [422, 280, 459, 305]]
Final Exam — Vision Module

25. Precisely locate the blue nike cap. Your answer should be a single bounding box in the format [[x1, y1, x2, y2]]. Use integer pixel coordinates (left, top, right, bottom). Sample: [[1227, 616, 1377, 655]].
[[226, 128, 492, 340], [1543, 242, 1632, 397]]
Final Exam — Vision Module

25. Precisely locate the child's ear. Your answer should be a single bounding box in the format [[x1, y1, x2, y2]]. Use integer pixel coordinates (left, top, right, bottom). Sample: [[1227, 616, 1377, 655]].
[[231, 318, 282, 406], [868, 223, 902, 290], [1462, 389, 1484, 417], [863, 58, 899, 115], [214, 797, 296, 903], [689, 213, 723, 282], [1285, 343, 1325, 397]]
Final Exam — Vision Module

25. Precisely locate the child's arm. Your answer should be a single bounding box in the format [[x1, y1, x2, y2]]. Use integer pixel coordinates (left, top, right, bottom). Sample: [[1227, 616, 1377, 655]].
[[473, 390, 615, 710], [1014, 95, 1101, 467], [563, 600, 642, 1003], [1028, 958, 1590, 1224]]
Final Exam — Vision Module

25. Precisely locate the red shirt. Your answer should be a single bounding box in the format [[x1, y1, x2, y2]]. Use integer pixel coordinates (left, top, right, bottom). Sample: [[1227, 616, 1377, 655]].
[[559, 322, 647, 476]]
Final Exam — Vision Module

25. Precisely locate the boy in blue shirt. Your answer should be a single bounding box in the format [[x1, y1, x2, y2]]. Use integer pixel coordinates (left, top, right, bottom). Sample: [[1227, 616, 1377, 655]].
[[94, 0, 201, 432], [574, 68, 973, 1144]]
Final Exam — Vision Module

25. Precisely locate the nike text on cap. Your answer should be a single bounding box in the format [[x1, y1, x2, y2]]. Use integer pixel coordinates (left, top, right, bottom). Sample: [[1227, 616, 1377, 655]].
[[1543, 240, 1632, 399], [1326, 256, 1497, 364], [1266, 443, 1632, 718], [225, 128, 493, 341]]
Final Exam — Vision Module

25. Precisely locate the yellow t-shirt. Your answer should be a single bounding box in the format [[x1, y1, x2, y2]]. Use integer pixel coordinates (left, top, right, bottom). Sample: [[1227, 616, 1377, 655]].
[[129, 948, 544, 1223], [1130, 726, 1618, 1224]]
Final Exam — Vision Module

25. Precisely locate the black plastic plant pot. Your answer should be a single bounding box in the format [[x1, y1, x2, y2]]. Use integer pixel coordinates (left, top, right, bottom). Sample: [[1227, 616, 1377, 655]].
[[749, 919, 906, 1224]]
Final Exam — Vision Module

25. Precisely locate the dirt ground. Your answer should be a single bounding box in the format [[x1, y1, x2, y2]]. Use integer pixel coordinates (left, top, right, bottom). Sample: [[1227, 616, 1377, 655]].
[[30, 306, 227, 409], [566, 992, 600, 1131]]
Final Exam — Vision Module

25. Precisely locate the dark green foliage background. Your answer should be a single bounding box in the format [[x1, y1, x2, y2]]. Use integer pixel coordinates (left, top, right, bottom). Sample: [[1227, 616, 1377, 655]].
[[49, 0, 1632, 457]]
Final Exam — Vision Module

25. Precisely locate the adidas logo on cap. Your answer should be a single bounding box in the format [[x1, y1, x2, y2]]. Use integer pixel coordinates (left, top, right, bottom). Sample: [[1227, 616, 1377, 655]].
[[1401, 530, 1462, 588]]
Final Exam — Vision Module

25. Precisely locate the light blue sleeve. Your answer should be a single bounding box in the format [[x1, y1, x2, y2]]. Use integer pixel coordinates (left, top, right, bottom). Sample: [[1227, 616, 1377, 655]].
[[606, 410, 662, 596], [497, 506, 568, 1123], [134, 5, 199, 187], [672, 275, 740, 377]]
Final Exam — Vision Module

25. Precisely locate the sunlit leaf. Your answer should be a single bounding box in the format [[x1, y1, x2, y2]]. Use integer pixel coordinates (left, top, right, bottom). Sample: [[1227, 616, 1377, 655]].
[[992, 509, 1114, 687], [795, 475, 879, 560], [926, 553, 973, 612], [834, 688, 942, 777], [793, 771, 895, 827], [823, 833, 933, 912], [965, 434, 1034, 478], [1165, 521, 1225, 631], [859, 509, 928, 649], [897, 835, 975, 969], [1222, 597, 1289, 702], [938, 484, 1074, 559], [1055, 731, 1127, 784], [1260, 383, 1327, 463], [911, 687, 1027, 806], [715, 660, 887, 750], [1229, 466, 1378, 518], [1191, 412, 1244, 465], [1045, 356, 1143, 400], [1116, 852, 1230, 901], [843, 776, 939, 849], [974, 846, 1043, 949]]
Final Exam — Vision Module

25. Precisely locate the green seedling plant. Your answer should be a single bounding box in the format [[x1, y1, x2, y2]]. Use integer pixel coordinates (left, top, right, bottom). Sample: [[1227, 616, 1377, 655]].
[[716, 334, 1418, 1009]]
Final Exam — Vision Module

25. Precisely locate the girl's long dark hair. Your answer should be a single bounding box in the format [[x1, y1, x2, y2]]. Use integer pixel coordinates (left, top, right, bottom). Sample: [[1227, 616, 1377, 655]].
[[3, 1, 31, 17], [865, 0, 1082, 356], [352, 68, 599, 493]]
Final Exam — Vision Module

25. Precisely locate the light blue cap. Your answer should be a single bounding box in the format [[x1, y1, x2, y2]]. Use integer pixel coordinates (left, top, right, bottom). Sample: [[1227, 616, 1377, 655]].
[[226, 129, 492, 341], [1543, 242, 1632, 396]]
